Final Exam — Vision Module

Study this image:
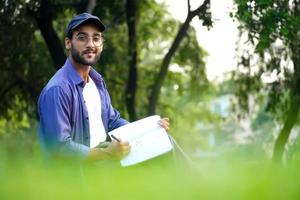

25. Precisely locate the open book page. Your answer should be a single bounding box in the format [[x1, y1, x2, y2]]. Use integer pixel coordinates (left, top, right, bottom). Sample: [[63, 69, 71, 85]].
[[108, 115, 173, 167]]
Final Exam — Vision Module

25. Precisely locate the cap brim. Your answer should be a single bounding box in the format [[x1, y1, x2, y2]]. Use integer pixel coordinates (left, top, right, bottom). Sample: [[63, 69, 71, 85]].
[[72, 18, 105, 32]]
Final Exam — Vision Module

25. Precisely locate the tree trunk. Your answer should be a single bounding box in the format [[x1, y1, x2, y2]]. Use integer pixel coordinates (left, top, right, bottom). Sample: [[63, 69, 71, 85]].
[[125, 0, 138, 121], [85, 0, 97, 13], [272, 94, 300, 163], [76, 0, 97, 14], [28, 0, 66, 70], [36, 19, 66, 70], [148, 0, 210, 115]]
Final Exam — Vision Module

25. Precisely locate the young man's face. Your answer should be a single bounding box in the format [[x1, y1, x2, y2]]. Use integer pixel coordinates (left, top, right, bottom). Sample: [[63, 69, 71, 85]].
[[66, 23, 104, 67]]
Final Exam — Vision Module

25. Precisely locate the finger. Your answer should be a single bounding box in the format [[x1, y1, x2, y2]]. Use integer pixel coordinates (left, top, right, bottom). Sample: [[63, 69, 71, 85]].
[[163, 121, 170, 128], [160, 119, 169, 124], [159, 124, 169, 131], [162, 117, 169, 122], [158, 120, 165, 127], [163, 118, 170, 130], [158, 120, 169, 131], [159, 118, 170, 126]]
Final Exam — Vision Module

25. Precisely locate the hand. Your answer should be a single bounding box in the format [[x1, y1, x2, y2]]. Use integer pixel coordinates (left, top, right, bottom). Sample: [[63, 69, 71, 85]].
[[87, 140, 131, 161], [104, 140, 131, 159], [158, 117, 170, 132]]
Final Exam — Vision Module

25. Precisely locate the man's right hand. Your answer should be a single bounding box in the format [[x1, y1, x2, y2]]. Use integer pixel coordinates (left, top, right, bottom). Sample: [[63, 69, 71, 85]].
[[103, 140, 131, 159], [87, 140, 131, 162]]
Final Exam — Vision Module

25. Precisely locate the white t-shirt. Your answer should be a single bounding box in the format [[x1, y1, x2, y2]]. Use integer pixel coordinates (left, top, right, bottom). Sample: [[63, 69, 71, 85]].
[[82, 77, 107, 148]]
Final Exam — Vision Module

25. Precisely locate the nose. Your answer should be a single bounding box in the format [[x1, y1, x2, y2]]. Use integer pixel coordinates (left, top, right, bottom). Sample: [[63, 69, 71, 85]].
[[86, 37, 95, 47]]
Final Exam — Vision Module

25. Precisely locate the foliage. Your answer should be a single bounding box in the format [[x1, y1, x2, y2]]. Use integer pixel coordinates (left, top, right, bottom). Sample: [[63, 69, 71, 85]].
[[0, 0, 208, 121], [231, 0, 300, 120], [232, 0, 300, 162]]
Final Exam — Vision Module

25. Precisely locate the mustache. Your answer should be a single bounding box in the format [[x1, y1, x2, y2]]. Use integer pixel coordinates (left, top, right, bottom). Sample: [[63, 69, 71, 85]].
[[82, 48, 97, 55]]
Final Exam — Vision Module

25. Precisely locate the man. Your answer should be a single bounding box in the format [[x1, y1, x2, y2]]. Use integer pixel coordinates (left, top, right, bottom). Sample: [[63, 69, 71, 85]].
[[38, 13, 169, 161]]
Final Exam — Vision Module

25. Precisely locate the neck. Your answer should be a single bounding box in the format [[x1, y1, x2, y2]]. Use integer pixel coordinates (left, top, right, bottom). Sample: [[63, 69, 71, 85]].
[[69, 56, 90, 83]]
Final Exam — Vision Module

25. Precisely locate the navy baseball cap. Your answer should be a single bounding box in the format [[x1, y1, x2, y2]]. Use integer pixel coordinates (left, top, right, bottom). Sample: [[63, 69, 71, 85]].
[[66, 13, 105, 36]]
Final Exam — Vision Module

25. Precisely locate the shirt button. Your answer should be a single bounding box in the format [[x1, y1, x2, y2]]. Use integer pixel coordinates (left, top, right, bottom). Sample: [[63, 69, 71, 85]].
[[86, 117, 89, 120]]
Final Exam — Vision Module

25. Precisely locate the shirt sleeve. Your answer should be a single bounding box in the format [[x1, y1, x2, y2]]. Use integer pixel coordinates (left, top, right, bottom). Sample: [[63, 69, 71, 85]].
[[38, 86, 90, 159]]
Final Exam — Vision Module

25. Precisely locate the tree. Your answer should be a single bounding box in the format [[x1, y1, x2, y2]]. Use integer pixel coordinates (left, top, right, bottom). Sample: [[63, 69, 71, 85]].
[[233, 0, 300, 163], [148, 0, 212, 114]]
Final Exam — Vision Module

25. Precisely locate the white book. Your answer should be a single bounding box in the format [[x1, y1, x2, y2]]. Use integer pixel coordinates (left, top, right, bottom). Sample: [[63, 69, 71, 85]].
[[108, 115, 173, 167]]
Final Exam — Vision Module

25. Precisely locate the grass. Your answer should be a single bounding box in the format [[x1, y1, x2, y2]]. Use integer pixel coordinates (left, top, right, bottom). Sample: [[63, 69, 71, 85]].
[[1, 148, 300, 200], [1, 120, 299, 200]]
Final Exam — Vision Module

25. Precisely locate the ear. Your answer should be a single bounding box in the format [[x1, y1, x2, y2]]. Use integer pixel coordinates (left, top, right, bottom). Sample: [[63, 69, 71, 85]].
[[65, 37, 71, 50]]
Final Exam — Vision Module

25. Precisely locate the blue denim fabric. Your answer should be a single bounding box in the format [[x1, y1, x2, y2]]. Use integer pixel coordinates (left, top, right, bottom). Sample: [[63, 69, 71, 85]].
[[38, 58, 128, 158]]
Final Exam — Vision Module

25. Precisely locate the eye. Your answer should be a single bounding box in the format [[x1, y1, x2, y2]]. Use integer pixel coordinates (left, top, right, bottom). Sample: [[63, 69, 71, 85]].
[[93, 36, 101, 42], [77, 35, 87, 41]]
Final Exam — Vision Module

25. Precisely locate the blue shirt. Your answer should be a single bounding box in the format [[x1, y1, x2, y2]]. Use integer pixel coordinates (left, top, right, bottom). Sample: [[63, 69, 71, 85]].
[[38, 58, 128, 158]]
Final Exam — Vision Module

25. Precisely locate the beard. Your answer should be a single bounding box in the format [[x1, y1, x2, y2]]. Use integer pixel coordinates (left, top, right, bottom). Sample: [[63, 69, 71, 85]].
[[70, 45, 101, 66]]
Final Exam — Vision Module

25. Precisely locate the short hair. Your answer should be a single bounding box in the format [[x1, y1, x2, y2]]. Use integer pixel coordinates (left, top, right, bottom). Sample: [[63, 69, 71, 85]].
[[66, 29, 74, 39]]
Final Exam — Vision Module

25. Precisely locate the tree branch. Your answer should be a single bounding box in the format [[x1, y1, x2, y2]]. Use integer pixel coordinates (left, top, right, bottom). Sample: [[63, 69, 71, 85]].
[[187, 0, 191, 13]]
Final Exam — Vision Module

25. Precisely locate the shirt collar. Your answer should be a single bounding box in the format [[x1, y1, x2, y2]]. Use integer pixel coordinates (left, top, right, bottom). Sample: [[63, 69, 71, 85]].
[[64, 58, 104, 87], [89, 67, 104, 86], [64, 58, 85, 86]]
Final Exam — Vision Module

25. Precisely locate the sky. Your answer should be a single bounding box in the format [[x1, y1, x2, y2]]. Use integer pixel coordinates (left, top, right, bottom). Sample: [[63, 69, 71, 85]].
[[162, 0, 239, 81]]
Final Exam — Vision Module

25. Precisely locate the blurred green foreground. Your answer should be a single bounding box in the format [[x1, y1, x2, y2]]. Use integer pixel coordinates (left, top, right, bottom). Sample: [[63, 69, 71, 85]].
[[1, 118, 300, 200], [1, 142, 300, 200]]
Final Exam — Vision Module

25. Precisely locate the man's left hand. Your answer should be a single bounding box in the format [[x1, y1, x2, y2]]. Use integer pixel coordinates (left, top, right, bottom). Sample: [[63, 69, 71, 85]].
[[158, 117, 170, 132]]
